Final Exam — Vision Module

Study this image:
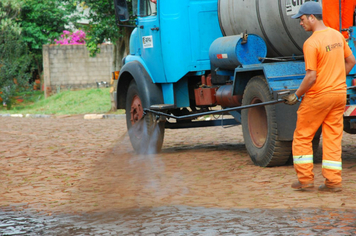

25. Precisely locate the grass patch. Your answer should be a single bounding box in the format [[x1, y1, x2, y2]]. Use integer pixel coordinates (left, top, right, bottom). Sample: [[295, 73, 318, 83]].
[[0, 88, 125, 115]]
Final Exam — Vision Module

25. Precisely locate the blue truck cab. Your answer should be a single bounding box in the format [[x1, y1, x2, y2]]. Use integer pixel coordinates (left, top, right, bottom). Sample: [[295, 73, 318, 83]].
[[113, 0, 356, 167], [119, 0, 222, 108]]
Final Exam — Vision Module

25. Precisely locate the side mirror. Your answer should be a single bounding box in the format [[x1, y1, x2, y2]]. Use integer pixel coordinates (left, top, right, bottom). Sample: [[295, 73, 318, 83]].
[[114, 0, 129, 22]]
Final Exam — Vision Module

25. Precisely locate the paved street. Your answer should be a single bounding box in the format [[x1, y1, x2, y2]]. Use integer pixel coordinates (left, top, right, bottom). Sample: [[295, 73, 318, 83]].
[[1, 116, 356, 235], [1, 205, 356, 235]]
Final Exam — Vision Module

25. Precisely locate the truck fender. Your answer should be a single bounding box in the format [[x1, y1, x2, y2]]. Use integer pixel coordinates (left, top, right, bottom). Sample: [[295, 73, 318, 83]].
[[116, 61, 164, 109]]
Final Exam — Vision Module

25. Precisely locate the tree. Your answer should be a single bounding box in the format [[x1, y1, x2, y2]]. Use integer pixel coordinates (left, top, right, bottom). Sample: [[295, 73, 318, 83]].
[[0, 0, 32, 108], [80, 0, 133, 71], [18, 0, 80, 80], [80, 0, 134, 111]]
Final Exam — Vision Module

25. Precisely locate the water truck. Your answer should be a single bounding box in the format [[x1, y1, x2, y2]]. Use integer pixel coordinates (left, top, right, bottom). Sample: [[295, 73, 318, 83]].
[[112, 0, 356, 167]]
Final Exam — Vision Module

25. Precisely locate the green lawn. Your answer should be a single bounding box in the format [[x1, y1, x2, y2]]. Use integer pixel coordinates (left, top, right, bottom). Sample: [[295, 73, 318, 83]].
[[0, 88, 125, 115]]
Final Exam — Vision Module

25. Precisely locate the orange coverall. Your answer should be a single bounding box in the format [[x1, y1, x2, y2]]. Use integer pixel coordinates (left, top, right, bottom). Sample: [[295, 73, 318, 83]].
[[323, 0, 355, 38], [293, 27, 352, 188]]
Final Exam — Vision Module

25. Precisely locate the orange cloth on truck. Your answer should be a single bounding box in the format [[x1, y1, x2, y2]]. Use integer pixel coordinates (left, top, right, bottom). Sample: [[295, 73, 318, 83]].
[[323, 0, 355, 38], [293, 27, 352, 187]]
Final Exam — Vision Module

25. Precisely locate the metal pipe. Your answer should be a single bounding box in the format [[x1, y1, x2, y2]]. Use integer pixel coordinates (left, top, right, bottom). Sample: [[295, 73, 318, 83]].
[[258, 56, 304, 62], [340, 0, 342, 33], [145, 86, 356, 121], [144, 99, 285, 120]]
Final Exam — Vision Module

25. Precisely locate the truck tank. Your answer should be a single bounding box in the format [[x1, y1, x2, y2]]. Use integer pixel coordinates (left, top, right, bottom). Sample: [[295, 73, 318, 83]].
[[218, 0, 320, 57]]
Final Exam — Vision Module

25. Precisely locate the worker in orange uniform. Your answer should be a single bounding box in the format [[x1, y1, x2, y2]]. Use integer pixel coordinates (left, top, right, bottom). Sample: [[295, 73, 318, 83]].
[[284, 2, 356, 192], [322, 0, 355, 38]]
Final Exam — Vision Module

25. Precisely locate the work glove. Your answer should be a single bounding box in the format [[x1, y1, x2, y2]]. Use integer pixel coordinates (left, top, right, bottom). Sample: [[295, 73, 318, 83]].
[[283, 93, 299, 105]]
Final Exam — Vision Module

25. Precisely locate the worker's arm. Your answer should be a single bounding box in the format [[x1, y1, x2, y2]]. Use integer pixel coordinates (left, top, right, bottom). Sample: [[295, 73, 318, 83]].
[[295, 70, 317, 98], [345, 54, 356, 75]]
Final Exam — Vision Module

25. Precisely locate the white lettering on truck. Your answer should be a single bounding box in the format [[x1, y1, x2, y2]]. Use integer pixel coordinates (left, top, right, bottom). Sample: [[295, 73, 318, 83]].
[[286, 0, 322, 16], [142, 36, 153, 48]]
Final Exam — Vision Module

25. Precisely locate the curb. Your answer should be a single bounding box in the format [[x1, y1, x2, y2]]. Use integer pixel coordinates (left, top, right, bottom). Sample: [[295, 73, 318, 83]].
[[0, 113, 125, 120], [0, 114, 52, 118], [83, 114, 125, 120]]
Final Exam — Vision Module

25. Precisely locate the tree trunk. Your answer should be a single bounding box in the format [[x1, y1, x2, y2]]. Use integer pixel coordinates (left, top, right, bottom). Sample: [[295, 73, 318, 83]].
[[112, 27, 132, 71], [34, 55, 43, 91], [110, 27, 133, 112]]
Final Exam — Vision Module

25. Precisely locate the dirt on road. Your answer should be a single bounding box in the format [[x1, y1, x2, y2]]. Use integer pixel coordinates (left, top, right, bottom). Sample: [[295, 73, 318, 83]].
[[1, 116, 356, 214]]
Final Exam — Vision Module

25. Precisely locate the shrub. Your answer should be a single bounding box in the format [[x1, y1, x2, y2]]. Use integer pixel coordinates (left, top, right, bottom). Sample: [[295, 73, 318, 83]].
[[54, 30, 86, 45], [0, 28, 32, 109]]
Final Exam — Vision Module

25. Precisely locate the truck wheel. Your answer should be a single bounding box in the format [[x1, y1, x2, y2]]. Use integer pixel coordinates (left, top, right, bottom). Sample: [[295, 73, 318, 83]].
[[241, 76, 290, 167], [125, 80, 165, 154], [285, 134, 321, 165], [312, 135, 322, 163], [344, 119, 356, 134]]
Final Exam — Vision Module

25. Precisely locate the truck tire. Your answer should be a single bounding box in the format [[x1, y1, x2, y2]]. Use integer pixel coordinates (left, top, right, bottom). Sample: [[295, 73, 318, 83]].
[[344, 119, 356, 134], [285, 134, 322, 165], [125, 80, 165, 154], [241, 75, 290, 167], [312, 135, 322, 163]]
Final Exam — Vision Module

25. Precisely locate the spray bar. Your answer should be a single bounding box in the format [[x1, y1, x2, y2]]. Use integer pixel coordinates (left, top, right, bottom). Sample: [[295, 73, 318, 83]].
[[143, 99, 285, 121], [144, 86, 356, 121]]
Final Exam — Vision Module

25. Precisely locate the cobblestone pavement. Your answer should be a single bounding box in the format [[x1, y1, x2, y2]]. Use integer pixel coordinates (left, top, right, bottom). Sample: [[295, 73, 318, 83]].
[[1, 116, 356, 235], [1, 206, 356, 235]]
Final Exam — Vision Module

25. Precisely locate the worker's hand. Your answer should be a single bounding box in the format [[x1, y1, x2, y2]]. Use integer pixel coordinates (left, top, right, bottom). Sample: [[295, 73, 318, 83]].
[[283, 93, 298, 105]]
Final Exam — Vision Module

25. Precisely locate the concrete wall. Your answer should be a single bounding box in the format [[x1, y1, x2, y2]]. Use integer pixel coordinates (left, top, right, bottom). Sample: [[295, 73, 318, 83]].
[[43, 44, 113, 97]]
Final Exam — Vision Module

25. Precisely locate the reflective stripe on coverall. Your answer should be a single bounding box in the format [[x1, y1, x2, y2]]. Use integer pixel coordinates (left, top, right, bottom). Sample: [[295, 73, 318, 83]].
[[292, 92, 346, 188]]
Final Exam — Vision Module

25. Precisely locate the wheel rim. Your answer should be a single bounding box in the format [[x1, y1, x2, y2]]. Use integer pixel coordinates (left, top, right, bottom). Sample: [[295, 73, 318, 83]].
[[130, 95, 143, 126], [247, 97, 268, 148]]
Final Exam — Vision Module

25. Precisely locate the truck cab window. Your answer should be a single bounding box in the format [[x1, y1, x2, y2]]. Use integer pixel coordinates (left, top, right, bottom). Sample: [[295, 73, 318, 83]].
[[139, 0, 157, 17]]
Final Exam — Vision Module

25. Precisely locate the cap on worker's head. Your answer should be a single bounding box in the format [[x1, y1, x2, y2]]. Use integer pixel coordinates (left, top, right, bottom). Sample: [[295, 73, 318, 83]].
[[291, 1, 322, 19]]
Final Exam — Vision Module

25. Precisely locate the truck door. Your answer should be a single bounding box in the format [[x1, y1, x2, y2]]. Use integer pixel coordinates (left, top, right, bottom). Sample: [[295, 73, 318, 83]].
[[137, 0, 166, 83]]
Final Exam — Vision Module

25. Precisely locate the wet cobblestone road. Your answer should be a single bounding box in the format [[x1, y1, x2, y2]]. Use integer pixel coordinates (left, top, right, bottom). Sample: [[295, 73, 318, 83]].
[[1, 206, 356, 235], [2, 117, 356, 235]]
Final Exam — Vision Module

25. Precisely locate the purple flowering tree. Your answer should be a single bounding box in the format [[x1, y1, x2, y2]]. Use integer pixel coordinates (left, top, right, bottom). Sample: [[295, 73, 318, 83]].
[[55, 30, 86, 45]]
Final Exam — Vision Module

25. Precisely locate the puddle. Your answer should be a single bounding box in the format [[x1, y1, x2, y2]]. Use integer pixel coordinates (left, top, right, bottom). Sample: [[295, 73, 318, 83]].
[[1, 206, 355, 235]]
